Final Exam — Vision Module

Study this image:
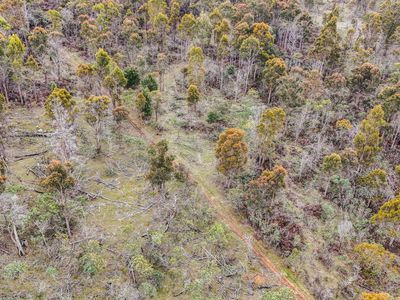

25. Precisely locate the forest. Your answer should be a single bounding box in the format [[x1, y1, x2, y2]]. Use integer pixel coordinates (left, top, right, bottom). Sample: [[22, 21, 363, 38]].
[[0, 0, 399, 299]]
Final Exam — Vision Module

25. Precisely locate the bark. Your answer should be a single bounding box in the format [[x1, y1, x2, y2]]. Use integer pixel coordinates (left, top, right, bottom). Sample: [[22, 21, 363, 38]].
[[12, 223, 25, 256], [18, 83, 24, 105], [95, 122, 102, 155], [64, 213, 72, 238], [2, 81, 9, 104]]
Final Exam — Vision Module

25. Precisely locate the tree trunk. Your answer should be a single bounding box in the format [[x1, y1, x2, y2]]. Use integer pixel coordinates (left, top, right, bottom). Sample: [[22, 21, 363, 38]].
[[64, 213, 72, 238], [95, 122, 102, 155], [267, 87, 273, 103], [12, 224, 25, 256], [2, 81, 9, 104], [18, 84, 24, 105], [391, 123, 399, 149], [60, 189, 72, 238]]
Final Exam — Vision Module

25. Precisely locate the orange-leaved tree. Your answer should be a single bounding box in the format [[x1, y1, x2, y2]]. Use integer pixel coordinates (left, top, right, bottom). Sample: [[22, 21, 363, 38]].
[[215, 128, 248, 186]]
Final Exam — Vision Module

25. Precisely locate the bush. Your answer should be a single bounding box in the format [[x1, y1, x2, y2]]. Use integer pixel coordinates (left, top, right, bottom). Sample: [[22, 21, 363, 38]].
[[207, 222, 229, 247], [360, 292, 391, 300], [80, 240, 105, 276], [353, 242, 399, 287], [113, 105, 129, 123], [4, 261, 27, 279], [124, 67, 140, 89], [141, 74, 158, 92], [207, 111, 225, 124], [321, 202, 335, 220], [262, 287, 296, 300], [139, 282, 157, 298], [0, 93, 5, 112], [5, 184, 26, 194]]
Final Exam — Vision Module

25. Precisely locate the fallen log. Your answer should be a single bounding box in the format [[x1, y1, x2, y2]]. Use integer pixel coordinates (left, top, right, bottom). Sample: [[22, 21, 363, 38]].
[[8, 131, 53, 138], [13, 150, 48, 161], [77, 188, 136, 207]]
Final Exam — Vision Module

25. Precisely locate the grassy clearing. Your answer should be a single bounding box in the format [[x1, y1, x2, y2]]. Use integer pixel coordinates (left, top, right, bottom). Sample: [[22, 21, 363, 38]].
[[1, 105, 280, 299]]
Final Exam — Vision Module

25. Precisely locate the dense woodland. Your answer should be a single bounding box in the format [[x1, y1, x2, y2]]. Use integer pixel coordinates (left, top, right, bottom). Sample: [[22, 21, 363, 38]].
[[0, 0, 399, 299]]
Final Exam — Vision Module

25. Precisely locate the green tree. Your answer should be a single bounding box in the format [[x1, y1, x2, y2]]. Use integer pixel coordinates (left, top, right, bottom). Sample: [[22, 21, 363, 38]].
[[136, 89, 152, 119], [275, 72, 305, 108], [349, 62, 381, 94], [147, 0, 167, 24], [28, 27, 48, 58], [124, 67, 140, 89], [153, 12, 170, 50], [157, 53, 168, 91], [178, 13, 197, 47], [362, 12, 383, 49], [256, 107, 286, 167], [151, 90, 162, 122], [45, 87, 77, 162], [141, 74, 158, 92], [379, 0, 400, 43], [84, 95, 111, 154], [217, 34, 230, 89], [130, 254, 154, 284], [197, 13, 212, 47], [239, 35, 260, 93], [263, 57, 287, 102], [214, 18, 230, 42], [146, 140, 175, 195], [104, 65, 127, 107], [40, 160, 76, 237], [29, 193, 61, 244], [187, 46, 205, 87], [379, 83, 400, 120], [322, 153, 342, 195], [310, 6, 341, 70]]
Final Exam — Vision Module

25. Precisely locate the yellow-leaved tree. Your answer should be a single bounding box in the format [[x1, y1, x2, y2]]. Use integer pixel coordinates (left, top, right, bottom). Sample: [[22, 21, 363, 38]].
[[354, 105, 386, 166]]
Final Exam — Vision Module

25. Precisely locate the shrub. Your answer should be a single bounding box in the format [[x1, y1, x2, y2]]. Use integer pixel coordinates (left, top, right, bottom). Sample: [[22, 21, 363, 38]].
[[353, 242, 399, 287], [262, 287, 296, 300], [113, 105, 129, 123], [207, 110, 225, 123], [207, 222, 229, 247], [139, 282, 157, 298], [4, 261, 27, 279], [141, 74, 158, 92], [321, 202, 336, 220], [80, 240, 105, 276], [5, 184, 26, 194], [124, 67, 140, 89], [359, 292, 391, 300]]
